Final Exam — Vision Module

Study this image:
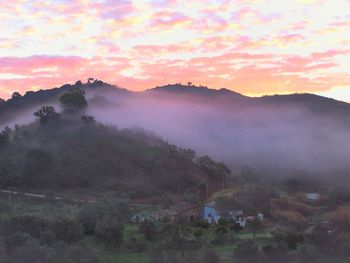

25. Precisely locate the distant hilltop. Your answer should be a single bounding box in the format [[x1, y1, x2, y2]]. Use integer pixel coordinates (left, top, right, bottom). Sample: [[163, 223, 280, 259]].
[[1, 79, 349, 127]]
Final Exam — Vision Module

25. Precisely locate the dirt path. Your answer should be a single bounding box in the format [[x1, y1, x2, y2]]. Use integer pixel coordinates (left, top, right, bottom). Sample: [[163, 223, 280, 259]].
[[0, 189, 96, 204], [0, 189, 156, 207]]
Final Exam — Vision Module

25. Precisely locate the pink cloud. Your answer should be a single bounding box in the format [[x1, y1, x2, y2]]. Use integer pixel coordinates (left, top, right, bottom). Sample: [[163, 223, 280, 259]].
[[0, 56, 130, 98], [151, 0, 178, 7], [150, 11, 192, 29], [91, 0, 135, 20], [311, 49, 350, 60], [132, 35, 270, 57], [1, 51, 349, 100], [132, 44, 193, 56], [277, 34, 305, 43]]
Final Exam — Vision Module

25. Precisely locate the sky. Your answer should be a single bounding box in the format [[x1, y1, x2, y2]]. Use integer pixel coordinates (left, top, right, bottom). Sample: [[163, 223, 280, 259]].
[[0, 0, 350, 102]]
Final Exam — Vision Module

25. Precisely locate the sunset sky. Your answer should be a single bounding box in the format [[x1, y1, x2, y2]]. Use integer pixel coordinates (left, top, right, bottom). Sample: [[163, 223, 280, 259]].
[[1, 0, 350, 101]]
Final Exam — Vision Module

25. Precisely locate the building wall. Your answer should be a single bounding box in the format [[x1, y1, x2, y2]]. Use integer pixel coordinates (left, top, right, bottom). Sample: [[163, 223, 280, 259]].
[[204, 205, 221, 223], [305, 193, 320, 200]]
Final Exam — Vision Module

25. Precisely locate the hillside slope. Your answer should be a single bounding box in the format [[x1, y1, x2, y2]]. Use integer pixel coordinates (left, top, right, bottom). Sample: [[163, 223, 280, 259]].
[[0, 98, 228, 196], [2, 80, 350, 184]]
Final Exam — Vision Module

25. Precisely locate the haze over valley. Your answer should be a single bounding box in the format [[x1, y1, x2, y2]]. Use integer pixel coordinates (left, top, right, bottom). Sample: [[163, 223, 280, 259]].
[[2, 0, 350, 261], [1, 80, 350, 184]]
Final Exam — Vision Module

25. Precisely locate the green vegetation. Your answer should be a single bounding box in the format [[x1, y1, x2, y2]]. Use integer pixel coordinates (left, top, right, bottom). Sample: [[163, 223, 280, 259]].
[[0, 187, 350, 262], [59, 88, 87, 110], [0, 88, 228, 197], [0, 85, 350, 262]]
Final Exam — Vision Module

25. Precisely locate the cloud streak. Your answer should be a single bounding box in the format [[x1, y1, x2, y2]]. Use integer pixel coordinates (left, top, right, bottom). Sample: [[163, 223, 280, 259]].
[[0, 0, 349, 101]]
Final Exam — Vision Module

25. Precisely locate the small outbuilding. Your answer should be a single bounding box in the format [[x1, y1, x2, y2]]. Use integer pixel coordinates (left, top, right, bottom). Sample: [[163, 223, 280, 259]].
[[203, 201, 221, 224], [305, 193, 320, 201]]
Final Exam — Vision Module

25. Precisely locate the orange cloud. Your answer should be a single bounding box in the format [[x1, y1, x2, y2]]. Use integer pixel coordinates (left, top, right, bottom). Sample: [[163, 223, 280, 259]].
[[0, 56, 130, 98], [1, 0, 350, 102], [150, 11, 192, 29]]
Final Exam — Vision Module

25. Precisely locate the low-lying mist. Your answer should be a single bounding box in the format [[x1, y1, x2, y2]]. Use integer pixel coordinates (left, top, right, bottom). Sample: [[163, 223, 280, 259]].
[[87, 90, 350, 182], [2, 86, 350, 183]]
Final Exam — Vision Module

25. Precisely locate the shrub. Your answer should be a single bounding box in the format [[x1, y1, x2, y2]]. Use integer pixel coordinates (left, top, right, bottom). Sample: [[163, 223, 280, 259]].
[[161, 215, 172, 223], [99, 193, 131, 221], [9, 240, 98, 263], [231, 222, 243, 233], [148, 247, 211, 263], [125, 237, 146, 252], [201, 249, 220, 263], [284, 232, 304, 250], [200, 222, 210, 229], [4, 214, 50, 238], [78, 204, 100, 235], [40, 230, 57, 246], [78, 195, 130, 236], [95, 216, 124, 248], [0, 199, 11, 214], [193, 229, 203, 239], [218, 218, 228, 226], [9, 239, 52, 263], [53, 217, 82, 243], [53, 242, 98, 263], [182, 226, 193, 237], [234, 240, 261, 263], [272, 229, 304, 250], [215, 226, 228, 235], [174, 213, 190, 224], [211, 232, 227, 245], [139, 220, 156, 241], [6, 232, 34, 252], [261, 243, 290, 262]]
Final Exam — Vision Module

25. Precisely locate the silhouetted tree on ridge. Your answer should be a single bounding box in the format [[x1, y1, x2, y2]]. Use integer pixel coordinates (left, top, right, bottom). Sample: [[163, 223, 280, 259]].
[[11, 92, 22, 101], [59, 88, 87, 110], [34, 106, 60, 124]]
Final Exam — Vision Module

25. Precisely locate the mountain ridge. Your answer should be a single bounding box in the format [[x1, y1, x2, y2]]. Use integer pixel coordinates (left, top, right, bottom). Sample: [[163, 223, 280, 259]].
[[0, 80, 350, 105], [1, 80, 349, 127], [1, 80, 349, 105]]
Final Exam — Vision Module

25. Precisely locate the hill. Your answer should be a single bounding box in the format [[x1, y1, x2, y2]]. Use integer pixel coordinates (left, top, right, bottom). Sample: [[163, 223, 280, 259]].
[[2, 80, 350, 126], [0, 79, 130, 127], [0, 91, 228, 197], [149, 83, 247, 100], [1, 80, 350, 184], [148, 83, 350, 117]]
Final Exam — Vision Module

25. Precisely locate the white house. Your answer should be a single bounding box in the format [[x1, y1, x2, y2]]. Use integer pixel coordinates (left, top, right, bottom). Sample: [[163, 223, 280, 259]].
[[305, 193, 320, 201]]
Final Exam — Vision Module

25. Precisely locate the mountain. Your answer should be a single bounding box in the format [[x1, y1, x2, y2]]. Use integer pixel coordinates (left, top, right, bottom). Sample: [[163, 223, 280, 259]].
[[1, 80, 350, 184], [0, 80, 130, 127], [147, 83, 350, 116], [257, 93, 350, 117], [2, 81, 349, 126], [148, 84, 246, 99]]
